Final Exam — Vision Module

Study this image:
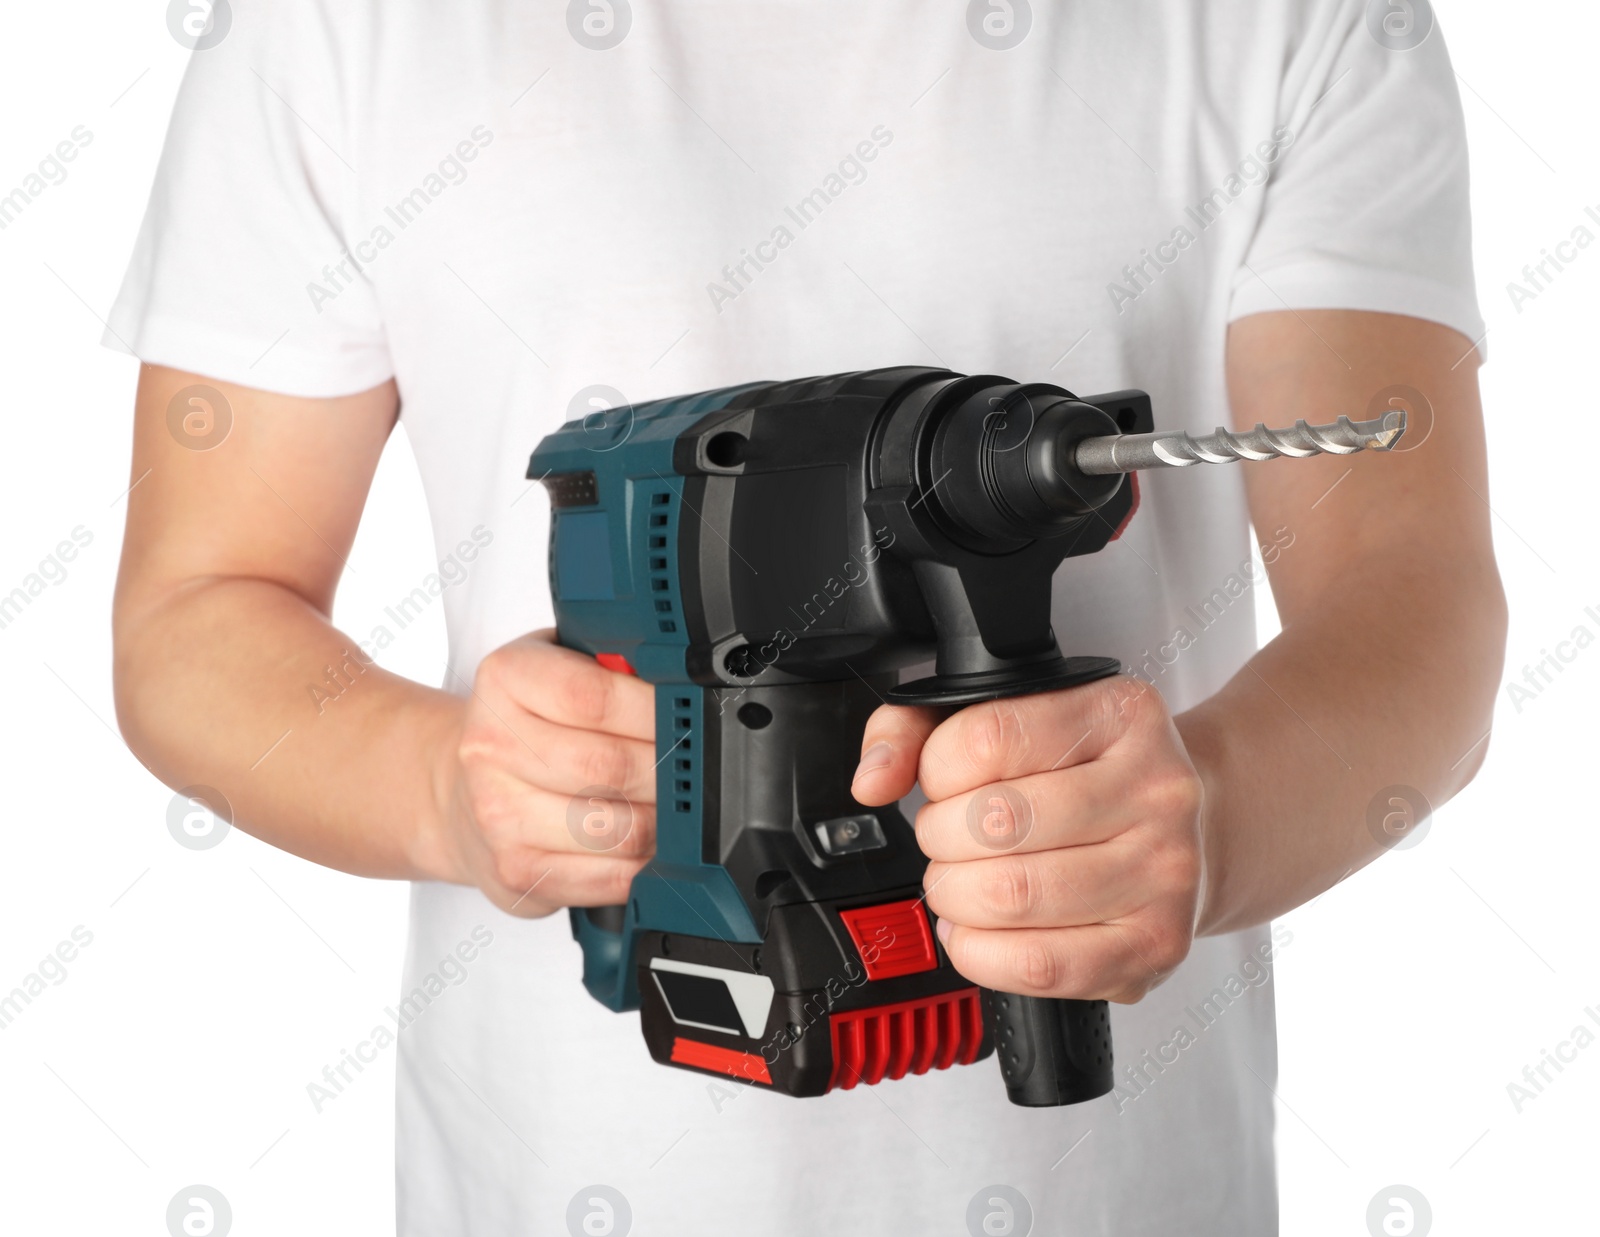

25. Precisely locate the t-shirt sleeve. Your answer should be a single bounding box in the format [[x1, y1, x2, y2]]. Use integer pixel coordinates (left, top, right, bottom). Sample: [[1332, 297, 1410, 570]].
[[104, 2, 393, 398], [1228, 2, 1485, 350]]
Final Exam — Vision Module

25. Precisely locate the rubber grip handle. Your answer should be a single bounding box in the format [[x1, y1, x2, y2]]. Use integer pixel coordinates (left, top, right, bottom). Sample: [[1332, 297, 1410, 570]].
[[983, 991, 1114, 1107]]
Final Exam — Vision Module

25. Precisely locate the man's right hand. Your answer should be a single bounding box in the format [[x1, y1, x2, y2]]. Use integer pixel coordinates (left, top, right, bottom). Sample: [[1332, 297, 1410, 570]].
[[115, 365, 657, 903], [439, 631, 658, 918]]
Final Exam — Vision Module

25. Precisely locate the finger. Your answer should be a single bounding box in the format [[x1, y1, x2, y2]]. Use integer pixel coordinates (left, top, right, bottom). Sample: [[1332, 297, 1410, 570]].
[[480, 629, 655, 741], [921, 845, 1151, 932], [462, 708, 658, 802], [485, 849, 650, 917], [850, 703, 944, 806], [918, 675, 1161, 801], [470, 769, 657, 862], [936, 919, 1175, 1003], [913, 759, 1137, 862]]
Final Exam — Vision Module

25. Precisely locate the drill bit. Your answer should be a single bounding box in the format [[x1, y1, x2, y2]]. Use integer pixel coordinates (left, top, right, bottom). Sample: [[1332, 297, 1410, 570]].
[[1073, 409, 1406, 475]]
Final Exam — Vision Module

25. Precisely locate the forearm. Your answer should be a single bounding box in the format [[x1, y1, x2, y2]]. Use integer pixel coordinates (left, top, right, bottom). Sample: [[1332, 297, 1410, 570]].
[[114, 575, 464, 881], [1178, 548, 1505, 936]]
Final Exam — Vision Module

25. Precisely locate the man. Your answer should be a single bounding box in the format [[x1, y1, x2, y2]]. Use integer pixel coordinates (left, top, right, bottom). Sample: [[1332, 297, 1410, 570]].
[[109, 1, 1504, 1232]]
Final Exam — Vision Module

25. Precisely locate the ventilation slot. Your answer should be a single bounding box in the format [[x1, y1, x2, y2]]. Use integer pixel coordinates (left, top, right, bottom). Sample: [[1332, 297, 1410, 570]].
[[648, 489, 677, 632], [670, 694, 694, 816]]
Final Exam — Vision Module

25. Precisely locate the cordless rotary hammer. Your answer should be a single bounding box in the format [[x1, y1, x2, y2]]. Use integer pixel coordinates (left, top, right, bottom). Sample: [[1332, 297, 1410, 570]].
[[529, 366, 1403, 1106]]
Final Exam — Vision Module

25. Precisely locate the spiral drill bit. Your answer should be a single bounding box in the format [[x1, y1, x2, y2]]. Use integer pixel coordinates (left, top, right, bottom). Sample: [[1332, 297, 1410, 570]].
[[1074, 410, 1406, 475]]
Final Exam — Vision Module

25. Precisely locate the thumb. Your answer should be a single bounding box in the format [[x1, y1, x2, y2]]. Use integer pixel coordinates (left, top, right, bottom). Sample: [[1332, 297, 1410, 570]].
[[850, 704, 943, 806]]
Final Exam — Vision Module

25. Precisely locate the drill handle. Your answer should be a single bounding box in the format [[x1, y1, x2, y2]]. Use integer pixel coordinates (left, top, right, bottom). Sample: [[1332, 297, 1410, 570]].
[[983, 991, 1114, 1107], [958, 660, 1123, 1108]]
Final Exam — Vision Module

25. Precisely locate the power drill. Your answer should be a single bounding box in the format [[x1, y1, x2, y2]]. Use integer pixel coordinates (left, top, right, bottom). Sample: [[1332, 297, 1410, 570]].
[[529, 365, 1403, 1106]]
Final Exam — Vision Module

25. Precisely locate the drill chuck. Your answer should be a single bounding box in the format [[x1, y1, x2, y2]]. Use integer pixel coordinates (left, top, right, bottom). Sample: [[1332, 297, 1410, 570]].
[[924, 385, 1128, 546]]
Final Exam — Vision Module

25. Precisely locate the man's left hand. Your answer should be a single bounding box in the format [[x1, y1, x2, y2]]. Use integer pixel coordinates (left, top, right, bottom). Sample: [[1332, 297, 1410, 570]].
[[850, 676, 1206, 1003]]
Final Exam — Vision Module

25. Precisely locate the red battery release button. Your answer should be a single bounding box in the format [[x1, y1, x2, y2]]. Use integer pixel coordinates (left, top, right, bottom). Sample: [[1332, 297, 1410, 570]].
[[839, 898, 938, 980]]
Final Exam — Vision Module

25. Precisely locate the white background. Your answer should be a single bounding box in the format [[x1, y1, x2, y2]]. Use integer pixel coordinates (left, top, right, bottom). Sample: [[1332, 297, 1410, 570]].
[[0, 3, 1595, 1234]]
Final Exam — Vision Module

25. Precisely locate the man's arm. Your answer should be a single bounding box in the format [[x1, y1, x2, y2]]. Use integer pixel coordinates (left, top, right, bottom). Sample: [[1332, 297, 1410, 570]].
[[114, 364, 658, 913], [1182, 309, 1505, 934], [852, 310, 1506, 1000], [113, 365, 451, 876]]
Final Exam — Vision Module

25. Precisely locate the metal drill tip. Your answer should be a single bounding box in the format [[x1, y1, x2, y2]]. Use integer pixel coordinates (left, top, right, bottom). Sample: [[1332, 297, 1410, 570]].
[[1074, 408, 1408, 475], [1371, 408, 1407, 450]]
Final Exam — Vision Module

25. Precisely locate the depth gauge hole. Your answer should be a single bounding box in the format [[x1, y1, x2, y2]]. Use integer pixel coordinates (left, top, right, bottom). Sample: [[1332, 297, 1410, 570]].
[[705, 432, 747, 468]]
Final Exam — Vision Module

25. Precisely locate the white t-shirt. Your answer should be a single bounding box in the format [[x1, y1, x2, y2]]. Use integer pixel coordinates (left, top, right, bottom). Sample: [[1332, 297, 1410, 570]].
[[108, 2, 1482, 1233]]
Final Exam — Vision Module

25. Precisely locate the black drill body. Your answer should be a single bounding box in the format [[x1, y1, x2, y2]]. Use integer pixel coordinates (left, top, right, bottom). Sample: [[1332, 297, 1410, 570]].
[[532, 366, 1151, 1106]]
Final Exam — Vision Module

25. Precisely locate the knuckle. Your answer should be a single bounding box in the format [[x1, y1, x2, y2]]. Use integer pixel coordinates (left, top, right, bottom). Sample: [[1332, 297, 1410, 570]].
[[633, 813, 658, 858], [1158, 839, 1204, 900], [490, 847, 531, 894], [1109, 979, 1156, 1004], [473, 647, 504, 688], [1013, 936, 1063, 994], [997, 700, 1034, 764], [463, 779, 511, 841], [614, 807, 655, 858], [475, 643, 519, 690], [456, 721, 502, 774], [1104, 675, 1162, 730], [1129, 675, 1169, 715], [577, 739, 632, 793], [553, 665, 614, 729], [603, 861, 642, 904], [965, 703, 1011, 772], [1143, 917, 1194, 975], [1150, 766, 1203, 823], [912, 803, 942, 856], [981, 859, 1039, 923]]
